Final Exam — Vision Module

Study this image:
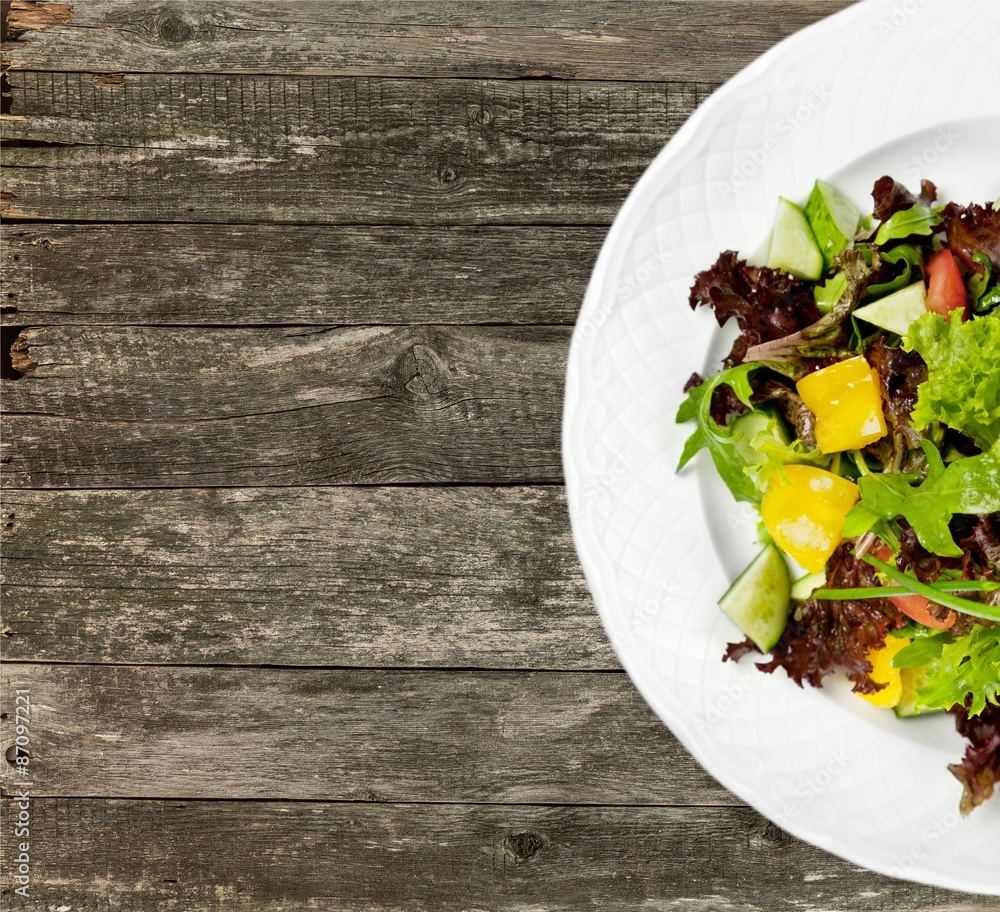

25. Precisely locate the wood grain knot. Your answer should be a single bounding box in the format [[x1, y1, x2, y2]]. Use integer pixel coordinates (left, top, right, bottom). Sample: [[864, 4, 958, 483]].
[[470, 105, 494, 127], [748, 819, 787, 850], [436, 163, 459, 185], [503, 832, 544, 862], [394, 341, 449, 402], [156, 12, 194, 44]]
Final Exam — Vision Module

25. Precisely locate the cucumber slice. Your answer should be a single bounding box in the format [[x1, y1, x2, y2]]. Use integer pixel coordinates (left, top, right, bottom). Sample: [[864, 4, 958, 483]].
[[791, 570, 826, 601], [731, 408, 791, 467], [718, 543, 791, 653], [854, 281, 927, 336], [893, 667, 944, 719], [805, 179, 862, 267], [767, 198, 825, 281]]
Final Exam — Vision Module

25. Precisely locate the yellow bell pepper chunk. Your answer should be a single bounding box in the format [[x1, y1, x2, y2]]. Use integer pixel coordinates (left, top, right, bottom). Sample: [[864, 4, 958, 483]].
[[796, 356, 887, 454], [859, 636, 911, 708], [761, 465, 859, 572]]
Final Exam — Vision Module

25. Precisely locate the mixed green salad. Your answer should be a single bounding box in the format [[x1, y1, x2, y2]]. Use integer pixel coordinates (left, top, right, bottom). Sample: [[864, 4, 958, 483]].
[[677, 175, 1000, 814]]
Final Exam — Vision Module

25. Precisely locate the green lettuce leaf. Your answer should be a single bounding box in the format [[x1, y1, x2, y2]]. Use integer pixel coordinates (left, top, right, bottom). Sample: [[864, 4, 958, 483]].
[[904, 309, 1000, 451]]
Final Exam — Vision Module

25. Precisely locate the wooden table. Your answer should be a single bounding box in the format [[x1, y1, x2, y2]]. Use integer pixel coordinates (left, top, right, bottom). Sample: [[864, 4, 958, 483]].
[[1, 2, 996, 909]]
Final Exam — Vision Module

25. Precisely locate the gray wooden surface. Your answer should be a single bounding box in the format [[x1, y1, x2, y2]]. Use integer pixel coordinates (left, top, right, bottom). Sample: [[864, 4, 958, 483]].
[[1, 225, 602, 324], [1, 73, 707, 223], [2, 487, 608, 668], [3, 324, 568, 486], [2, 2, 997, 910]]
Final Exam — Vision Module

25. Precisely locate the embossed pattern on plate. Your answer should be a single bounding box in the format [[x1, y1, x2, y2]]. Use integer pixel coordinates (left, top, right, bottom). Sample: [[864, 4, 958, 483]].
[[563, 0, 1000, 893]]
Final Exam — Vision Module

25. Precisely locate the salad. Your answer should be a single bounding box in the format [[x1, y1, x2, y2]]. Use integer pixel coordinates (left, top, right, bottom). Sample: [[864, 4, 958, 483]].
[[677, 175, 1000, 814]]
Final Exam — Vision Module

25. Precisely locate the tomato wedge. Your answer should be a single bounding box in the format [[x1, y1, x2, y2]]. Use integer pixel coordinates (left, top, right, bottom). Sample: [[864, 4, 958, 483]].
[[873, 545, 956, 629], [925, 249, 968, 319], [887, 591, 955, 630]]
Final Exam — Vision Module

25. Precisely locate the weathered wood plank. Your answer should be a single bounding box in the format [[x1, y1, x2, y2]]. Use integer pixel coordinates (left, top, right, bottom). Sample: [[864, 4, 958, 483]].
[[2, 74, 707, 224], [0, 487, 611, 668], [0, 224, 598, 325], [1, 0, 852, 82], [0, 663, 733, 804], [4, 798, 988, 912], [1, 325, 566, 486]]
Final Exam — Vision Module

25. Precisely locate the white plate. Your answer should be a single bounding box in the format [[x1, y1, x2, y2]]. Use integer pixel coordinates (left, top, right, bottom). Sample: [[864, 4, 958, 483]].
[[563, 0, 1000, 894]]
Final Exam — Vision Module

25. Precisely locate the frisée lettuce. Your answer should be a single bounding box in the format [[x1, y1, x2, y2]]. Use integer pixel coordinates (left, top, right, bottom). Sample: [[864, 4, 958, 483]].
[[905, 308, 1000, 450]]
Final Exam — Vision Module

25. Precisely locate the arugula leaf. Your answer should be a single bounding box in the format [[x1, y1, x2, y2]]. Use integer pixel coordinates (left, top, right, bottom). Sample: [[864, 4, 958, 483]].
[[874, 202, 942, 245], [893, 633, 948, 669], [893, 625, 1000, 717], [676, 364, 762, 504], [969, 252, 993, 304], [844, 441, 1000, 557], [976, 286, 1000, 315], [867, 244, 924, 298], [840, 474, 913, 538], [904, 309, 1000, 451]]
